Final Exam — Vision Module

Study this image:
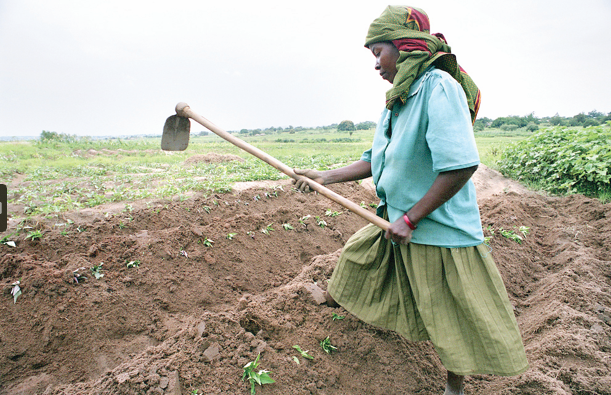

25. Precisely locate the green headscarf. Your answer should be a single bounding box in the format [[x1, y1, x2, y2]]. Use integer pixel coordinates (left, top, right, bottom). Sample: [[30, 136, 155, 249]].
[[365, 6, 481, 123]]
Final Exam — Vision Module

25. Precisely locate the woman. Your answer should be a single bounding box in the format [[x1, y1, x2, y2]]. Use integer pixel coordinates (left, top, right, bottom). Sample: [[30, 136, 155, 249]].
[[294, 6, 528, 395]]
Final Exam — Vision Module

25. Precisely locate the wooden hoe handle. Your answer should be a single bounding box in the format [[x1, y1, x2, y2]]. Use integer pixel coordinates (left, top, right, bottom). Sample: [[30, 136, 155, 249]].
[[175, 102, 390, 231]]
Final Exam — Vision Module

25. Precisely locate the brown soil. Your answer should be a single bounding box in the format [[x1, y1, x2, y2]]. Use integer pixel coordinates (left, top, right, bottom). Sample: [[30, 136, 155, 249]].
[[1, 165, 610, 395]]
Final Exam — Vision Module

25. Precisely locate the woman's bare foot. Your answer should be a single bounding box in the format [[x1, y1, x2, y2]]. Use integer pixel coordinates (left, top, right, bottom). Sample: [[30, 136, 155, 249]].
[[444, 371, 464, 395]]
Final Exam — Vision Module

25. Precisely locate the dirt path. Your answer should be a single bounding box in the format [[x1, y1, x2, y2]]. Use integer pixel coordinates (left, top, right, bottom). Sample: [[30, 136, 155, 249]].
[[1, 165, 610, 394]]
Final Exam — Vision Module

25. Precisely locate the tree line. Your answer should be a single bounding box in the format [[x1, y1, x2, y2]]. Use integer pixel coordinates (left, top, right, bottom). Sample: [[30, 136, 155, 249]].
[[474, 110, 611, 132]]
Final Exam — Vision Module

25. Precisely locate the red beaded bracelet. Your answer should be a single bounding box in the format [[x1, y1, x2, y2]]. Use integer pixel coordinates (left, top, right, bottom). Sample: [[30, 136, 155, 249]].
[[403, 213, 417, 230]]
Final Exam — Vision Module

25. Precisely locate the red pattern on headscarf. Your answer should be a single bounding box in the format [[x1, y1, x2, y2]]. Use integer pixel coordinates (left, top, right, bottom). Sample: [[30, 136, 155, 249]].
[[392, 38, 430, 54], [392, 32, 448, 56], [406, 7, 430, 32]]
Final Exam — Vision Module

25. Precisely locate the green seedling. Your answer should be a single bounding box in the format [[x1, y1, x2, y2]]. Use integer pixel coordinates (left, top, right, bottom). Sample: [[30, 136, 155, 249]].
[[242, 354, 275, 395], [320, 336, 337, 354], [1, 234, 16, 248], [315, 216, 327, 228], [73, 267, 87, 284], [332, 313, 345, 321], [203, 206, 211, 214], [123, 204, 133, 212], [282, 223, 294, 230], [126, 260, 140, 268], [203, 237, 214, 247], [519, 226, 530, 236], [91, 263, 104, 280], [369, 202, 378, 208], [325, 209, 341, 217], [118, 222, 126, 229], [261, 224, 274, 235], [25, 230, 43, 241], [292, 345, 314, 360], [359, 201, 368, 208], [247, 231, 255, 239], [253, 194, 261, 202], [60, 230, 69, 236], [11, 280, 22, 304], [226, 233, 237, 240], [499, 227, 523, 244], [292, 356, 300, 364]]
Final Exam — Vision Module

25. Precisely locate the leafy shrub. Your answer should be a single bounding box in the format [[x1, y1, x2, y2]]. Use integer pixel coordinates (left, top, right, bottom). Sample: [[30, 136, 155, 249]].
[[497, 125, 611, 197]]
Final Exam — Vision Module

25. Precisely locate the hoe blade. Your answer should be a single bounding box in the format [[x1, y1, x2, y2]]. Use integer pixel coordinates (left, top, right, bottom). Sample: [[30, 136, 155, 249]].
[[161, 115, 190, 151]]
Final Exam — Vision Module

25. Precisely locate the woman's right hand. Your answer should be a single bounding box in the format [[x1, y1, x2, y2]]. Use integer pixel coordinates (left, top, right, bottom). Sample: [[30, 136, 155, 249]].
[[292, 168, 325, 192]]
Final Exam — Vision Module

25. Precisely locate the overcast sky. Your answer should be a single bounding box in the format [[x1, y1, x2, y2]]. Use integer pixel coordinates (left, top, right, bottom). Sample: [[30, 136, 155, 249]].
[[1, 0, 610, 138]]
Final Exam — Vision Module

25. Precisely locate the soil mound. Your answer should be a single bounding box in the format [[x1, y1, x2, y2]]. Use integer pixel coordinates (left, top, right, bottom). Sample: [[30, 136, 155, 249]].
[[1, 170, 610, 394]]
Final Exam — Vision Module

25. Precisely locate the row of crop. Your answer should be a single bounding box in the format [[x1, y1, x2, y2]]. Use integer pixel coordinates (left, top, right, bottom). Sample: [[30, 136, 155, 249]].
[[496, 124, 611, 201]]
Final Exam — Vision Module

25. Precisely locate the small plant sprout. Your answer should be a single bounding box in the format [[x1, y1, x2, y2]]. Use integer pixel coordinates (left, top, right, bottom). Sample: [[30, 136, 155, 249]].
[[292, 345, 314, 360], [11, 280, 22, 304], [123, 204, 133, 212], [332, 313, 345, 321], [253, 194, 261, 202], [498, 228, 523, 244], [1, 234, 16, 247], [118, 221, 126, 229], [299, 215, 311, 228], [359, 201, 368, 209], [292, 356, 300, 364], [320, 336, 338, 354], [261, 224, 274, 235], [91, 263, 104, 279], [325, 209, 341, 217], [25, 230, 43, 241], [203, 205, 211, 214], [242, 354, 275, 395], [73, 267, 87, 283], [315, 216, 327, 228], [247, 231, 255, 239], [226, 233, 237, 240], [369, 202, 378, 208], [519, 226, 530, 237], [282, 223, 294, 231], [203, 237, 214, 247], [180, 250, 188, 258], [126, 260, 140, 268]]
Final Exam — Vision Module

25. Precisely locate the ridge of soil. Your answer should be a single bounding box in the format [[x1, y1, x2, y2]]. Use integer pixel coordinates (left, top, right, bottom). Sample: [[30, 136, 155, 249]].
[[1, 165, 610, 395]]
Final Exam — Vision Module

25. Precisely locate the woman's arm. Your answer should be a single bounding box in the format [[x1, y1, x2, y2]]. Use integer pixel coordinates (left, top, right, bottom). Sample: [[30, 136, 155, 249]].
[[293, 160, 372, 192], [386, 165, 478, 244]]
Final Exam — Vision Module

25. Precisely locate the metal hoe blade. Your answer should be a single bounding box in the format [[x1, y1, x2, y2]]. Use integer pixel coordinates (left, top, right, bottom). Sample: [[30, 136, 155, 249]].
[[161, 115, 190, 151]]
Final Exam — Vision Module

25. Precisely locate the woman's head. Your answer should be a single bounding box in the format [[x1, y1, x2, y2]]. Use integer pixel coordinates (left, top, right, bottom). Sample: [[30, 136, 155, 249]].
[[365, 6, 433, 84]]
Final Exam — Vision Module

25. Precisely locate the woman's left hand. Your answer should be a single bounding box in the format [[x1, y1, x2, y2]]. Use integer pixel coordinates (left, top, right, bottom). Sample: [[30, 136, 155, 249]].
[[385, 216, 414, 245]]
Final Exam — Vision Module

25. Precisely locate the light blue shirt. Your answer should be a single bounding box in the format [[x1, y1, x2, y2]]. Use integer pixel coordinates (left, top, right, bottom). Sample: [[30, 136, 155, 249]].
[[362, 67, 484, 248]]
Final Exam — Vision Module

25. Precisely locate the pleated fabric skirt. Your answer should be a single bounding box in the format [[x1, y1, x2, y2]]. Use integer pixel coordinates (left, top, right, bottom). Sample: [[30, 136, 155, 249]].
[[327, 223, 529, 376]]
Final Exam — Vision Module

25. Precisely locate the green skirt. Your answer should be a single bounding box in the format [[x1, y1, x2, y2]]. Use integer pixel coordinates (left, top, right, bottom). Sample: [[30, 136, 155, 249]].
[[327, 223, 529, 376]]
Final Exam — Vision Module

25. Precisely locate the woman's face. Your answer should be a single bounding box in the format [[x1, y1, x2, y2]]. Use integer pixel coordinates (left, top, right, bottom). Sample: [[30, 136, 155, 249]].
[[370, 42, 400, 83]]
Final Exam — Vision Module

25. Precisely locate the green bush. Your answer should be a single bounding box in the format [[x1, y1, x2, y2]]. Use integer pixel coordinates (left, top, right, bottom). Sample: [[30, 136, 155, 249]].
[[497, 125, 611, 198]]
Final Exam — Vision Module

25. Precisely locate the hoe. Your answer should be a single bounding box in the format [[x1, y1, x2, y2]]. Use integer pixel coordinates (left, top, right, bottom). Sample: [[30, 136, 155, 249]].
[[162, 102, 390, 231]]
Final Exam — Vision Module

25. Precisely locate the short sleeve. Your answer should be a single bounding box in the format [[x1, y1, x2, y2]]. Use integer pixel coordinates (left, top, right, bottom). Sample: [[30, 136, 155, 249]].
[[426, 76, 480, 172], [361, 148, 372, 163]]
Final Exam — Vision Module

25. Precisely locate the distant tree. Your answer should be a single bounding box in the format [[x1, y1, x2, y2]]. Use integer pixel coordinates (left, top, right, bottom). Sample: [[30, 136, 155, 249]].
[[355, 121, 376, 130], [550, 113, 564, 126], [338, 120, 356, 131], [525, 122, 539, 132]]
